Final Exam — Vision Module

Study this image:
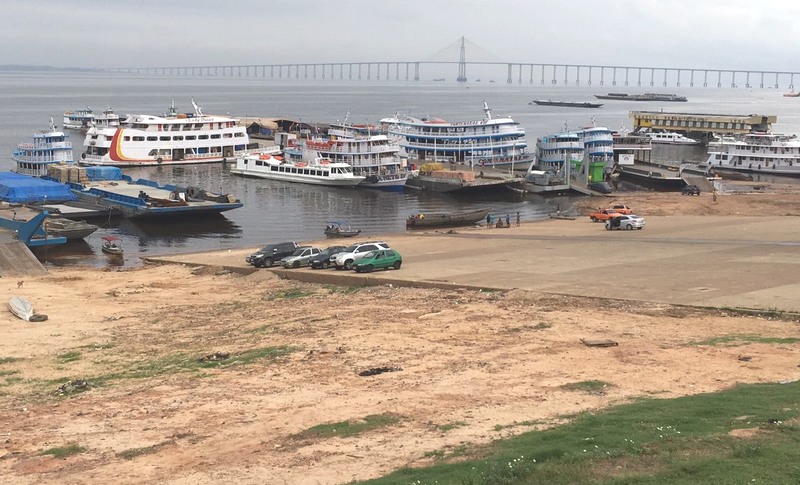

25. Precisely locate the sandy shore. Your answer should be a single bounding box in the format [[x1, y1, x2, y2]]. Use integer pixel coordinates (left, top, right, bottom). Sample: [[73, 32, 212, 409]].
[[1, 189, 799, 484]]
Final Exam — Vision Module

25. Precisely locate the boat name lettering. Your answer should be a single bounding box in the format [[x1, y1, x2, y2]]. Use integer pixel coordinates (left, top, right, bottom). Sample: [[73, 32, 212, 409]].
[[451, 120, 487, 126]]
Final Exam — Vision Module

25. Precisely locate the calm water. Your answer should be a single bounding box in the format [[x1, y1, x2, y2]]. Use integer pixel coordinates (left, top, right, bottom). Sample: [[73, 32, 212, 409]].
[[1, 71, 798, 267]]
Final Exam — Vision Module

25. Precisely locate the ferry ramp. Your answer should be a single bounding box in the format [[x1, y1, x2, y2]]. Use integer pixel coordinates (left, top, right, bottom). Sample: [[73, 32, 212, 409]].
[[682, 174, 715, 192]]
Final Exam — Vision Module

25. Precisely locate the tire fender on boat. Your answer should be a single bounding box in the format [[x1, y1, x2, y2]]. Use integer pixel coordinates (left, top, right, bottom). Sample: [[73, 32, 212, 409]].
[[156, 157, 163, 164]]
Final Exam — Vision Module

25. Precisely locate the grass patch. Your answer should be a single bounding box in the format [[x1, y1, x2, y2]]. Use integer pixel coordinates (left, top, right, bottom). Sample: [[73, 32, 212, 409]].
[[57, 351, 82, 363], [292, 413, 402, 441], [117, 443, 164, 460], [689, 334, 800, 347], [494, 419, 540, 432], [0, 357, 22, 365], [436, 421, 468, 432], [0, 369, 20, 377], [560, 380, 614, 395], [39, 444, 87, 458], [357, 381, 800, 485], [266, 287, 315, 301]]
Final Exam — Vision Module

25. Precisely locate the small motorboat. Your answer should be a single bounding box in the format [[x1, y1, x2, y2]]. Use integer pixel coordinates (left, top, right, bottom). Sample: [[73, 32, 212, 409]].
[[324, 221, 362, 238], [8, 296, 47, 322], [101, 235, 124, 255]]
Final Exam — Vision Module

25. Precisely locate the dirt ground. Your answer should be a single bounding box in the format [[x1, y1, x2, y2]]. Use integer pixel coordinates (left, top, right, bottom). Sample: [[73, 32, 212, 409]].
[[1, 187, 799, 485]]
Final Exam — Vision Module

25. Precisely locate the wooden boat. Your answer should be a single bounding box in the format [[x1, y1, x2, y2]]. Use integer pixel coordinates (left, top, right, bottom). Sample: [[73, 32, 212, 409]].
[[324, 221, 362, 238], [406, 207, 491, 229], [531, 100, 603, 108], [43, 218, 98, 240], [101, 235, 124, 255]]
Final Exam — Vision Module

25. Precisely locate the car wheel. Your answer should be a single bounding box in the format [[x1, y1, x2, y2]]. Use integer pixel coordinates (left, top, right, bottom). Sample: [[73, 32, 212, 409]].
[[344, 259, 354, 270], [626, 224, 633, 230], [590, 217, 597, 222], [323, 261, 329, 269], [637, 227, 643, 230], [293, 261, 300, 268], [393, 261, 401, 270], [605, 223, 611, 230], [365, 264, 374, 273], [264, 258, 273, 267]]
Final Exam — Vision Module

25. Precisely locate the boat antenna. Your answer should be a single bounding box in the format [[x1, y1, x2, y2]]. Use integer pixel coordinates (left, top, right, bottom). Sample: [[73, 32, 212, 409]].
[[591, 115, 596, 127], [191, 98, 203, 116], [49, 116, 56, 132], [343, 109, 350, 125], [482, 101, 492, 121]]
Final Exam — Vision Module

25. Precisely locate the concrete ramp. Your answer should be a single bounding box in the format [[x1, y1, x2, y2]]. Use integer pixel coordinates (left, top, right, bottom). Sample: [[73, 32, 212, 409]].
[[0, 241, 48, 277], [682, 174, 715, 192]]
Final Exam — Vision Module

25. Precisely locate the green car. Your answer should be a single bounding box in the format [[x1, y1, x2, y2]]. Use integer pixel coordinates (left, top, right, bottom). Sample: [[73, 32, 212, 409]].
[[353, 249, 402, 273]]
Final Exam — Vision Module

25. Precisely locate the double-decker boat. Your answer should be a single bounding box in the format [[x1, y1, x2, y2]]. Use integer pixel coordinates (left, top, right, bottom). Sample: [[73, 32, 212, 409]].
[[704, 132, 800, 176], [231, 152, 365, 187], [80, 99, 251, 166], [12, 118, 75, 177], [535, 125, 614, 171], [63, 107, 95, 130], [379, 102, 533, 169]]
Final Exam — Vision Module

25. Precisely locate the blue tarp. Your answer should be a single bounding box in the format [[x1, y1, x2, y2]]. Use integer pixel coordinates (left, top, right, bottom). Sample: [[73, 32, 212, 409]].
[[85, 166, 123, 181], [0, 172, 77, 203]]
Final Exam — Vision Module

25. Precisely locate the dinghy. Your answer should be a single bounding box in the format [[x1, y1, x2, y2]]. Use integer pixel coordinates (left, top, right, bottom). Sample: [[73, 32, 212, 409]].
[[8, 296, 47, 322]]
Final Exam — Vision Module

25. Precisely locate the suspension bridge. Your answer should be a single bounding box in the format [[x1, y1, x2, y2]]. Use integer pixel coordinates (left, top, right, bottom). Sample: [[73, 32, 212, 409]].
[[104, 37, 800, 89]]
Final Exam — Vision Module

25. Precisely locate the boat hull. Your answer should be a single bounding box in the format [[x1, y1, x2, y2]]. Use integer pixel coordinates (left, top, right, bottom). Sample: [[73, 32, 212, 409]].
[[406, 208, 492, 229], [230, 168, 365, 187], [8, 296, 34, 321]]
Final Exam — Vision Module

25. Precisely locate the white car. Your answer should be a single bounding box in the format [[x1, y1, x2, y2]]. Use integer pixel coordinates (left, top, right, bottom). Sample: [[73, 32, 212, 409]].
[[605, 214, 646, 230], [281, 246, 321, 268], [333, 241, 390, 270]]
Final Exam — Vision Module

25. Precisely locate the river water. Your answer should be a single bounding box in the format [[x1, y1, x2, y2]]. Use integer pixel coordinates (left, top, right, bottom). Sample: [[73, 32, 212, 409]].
[[1, 71, 798, 268]]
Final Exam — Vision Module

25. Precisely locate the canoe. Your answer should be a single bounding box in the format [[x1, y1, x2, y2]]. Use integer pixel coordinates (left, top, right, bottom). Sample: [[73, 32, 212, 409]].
[[406, 208, 491, 229]]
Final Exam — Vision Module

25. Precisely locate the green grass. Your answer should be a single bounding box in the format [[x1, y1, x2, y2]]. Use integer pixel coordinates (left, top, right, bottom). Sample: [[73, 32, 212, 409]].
[[291, 413, 402, 441], [0, 357, 22, 365], [57, 351, 82, 363], [0, 369, 20, 377], [325, 285, 361, 295], [39, 444, 87, 458], [494, 420, 540, 432], [436, 421, 468, 432], [266, 288, 315, 301], [689, 334, 800, 347], [357, 381, 800, 485], [560, 380, 614, 395], [117, 443, 164, 460]]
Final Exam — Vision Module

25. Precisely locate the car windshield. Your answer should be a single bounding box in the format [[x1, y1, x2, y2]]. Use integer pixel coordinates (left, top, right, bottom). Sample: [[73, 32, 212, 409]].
[[290, 248, 306, 256], [344, 244, 359, 252], [362, 251, 375, 259]]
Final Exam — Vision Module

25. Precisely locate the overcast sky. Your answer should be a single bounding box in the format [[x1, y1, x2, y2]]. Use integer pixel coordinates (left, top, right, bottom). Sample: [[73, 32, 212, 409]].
[[3, 0, 799, 71]]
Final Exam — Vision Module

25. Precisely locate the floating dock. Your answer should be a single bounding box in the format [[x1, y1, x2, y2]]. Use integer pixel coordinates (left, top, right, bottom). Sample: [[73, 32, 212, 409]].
[[630, 111, 776, 140]]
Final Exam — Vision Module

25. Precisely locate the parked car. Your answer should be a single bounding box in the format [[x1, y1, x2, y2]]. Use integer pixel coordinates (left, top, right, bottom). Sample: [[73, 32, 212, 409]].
[[605, 214, 646, 230], [333, 241, 390, 270], [246, 241, 299, 268], [607, 204, 633, 214], [310, 245, 347, 269], [588, 209, 620, 222], [353, 249, 403, 273], [682, 184, 701, 196], [281, 246, 321, 268]]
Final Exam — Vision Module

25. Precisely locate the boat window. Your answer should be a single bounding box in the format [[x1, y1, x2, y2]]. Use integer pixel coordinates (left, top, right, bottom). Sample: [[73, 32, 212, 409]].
[[133, 136, 145, 141], [147, 136, 157, 141], [160, 136, 170, 141], [194, 123, 203, 130], [148, 149, 158, 156], [210, 134, 221, 139], [185, 135, 196, 141], [124, 136, 131, 141], [173, 136, 184, 141], [170, 125, 180, 131], [234, 132, 244, 137], [199, 135, 209, 140], [223, 133, 233, 138]]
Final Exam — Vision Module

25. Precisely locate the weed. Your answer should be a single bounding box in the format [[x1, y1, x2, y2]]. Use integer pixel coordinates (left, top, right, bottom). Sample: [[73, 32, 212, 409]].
[[266, 288, 315, 301], [494, 420, 540, 432], [436, 421, 468, 432], [325, 285, 361, 295], [57, 351, 82, 363], [560, 380, 613, 395], [291, 413, 402, 440], [0, 357, 21, 365], [40, 444, 86, 458], [690, 334, 800, 347], [117, 443, 163, 460]]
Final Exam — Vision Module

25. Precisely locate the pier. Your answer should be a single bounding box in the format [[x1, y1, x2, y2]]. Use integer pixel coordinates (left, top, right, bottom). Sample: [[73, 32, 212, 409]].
[[631, 111, 776, 138]]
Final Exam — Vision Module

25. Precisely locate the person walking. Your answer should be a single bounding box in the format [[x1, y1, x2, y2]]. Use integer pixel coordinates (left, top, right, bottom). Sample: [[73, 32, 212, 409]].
[[505, 214, 511, 228], [486, 213, 492, 228], [515, 211, 520, 226]]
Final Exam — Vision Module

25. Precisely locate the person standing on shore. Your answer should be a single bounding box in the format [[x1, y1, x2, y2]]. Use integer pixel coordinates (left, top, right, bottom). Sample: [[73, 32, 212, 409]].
[[506, 214, 511, 228], [516, 211, 520, 226], [486, 213, 492, 228]]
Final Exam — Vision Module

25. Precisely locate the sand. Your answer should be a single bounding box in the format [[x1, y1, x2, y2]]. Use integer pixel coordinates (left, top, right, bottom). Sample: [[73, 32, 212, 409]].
[[1, 188, 799, 484]]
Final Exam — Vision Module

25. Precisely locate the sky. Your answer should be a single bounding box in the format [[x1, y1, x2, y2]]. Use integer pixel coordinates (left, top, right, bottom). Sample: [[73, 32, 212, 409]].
[[2, 0, 800, 72]]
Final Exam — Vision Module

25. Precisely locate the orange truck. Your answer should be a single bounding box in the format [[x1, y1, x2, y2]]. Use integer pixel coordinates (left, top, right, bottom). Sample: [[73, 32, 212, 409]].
[[588, 209, 620, 222]]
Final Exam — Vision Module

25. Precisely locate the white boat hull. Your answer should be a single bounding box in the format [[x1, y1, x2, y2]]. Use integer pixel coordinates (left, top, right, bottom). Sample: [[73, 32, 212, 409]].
[[230, 168, 365, 186], [8, 296, 34, 321]]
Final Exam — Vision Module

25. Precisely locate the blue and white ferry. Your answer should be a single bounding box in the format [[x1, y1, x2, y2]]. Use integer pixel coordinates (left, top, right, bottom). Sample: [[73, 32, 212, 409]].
[[12, 118, 75, 177]]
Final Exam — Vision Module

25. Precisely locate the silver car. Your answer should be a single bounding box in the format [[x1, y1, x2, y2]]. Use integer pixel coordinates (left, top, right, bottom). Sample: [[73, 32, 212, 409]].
[[605, 214, 645, 230], [281, 246, 321, 268]]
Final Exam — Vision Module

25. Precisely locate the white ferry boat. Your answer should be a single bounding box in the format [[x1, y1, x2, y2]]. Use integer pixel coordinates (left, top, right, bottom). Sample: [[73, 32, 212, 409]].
[[535, 126, 614, 171], [80, 99, 251, 167], [298, 119, 407, 191], [63, 107, 95, 130], [705, 132, 800, 176], [645, 132, 700, 145], [379, 102, 532, 169], [231, 152, 366, 187], [91, 107, 123, 129], [12, 118, 75, 177]]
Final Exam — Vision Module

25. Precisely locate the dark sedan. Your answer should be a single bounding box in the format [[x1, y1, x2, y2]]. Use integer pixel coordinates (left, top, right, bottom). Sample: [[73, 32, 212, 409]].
[[309, 245, 347, 269]]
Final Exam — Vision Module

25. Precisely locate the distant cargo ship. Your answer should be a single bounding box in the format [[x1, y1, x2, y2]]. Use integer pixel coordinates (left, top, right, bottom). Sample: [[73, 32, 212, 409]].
[[594, 93, 688, 102], [531, 100, 603, 108]]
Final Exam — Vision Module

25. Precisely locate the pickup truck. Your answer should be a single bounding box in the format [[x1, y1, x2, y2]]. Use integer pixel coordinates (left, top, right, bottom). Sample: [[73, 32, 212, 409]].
[[588, 209, 620, 222]]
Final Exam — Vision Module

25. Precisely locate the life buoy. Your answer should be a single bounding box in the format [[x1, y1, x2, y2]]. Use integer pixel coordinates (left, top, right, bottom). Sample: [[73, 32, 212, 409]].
[[259, 153, 271, 160], [319, 159, 330, 165], [296, 162, 307, 167], [273, 156, 283, 161], [81, 153, 86, 159]]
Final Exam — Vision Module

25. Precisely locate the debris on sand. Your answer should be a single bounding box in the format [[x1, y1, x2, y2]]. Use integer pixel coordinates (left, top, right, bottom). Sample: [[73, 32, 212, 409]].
[[56, 380, 94, 395], [358, 366, 402, 377], [581, 338, 619, 348], [199, 352, 231, 363]]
